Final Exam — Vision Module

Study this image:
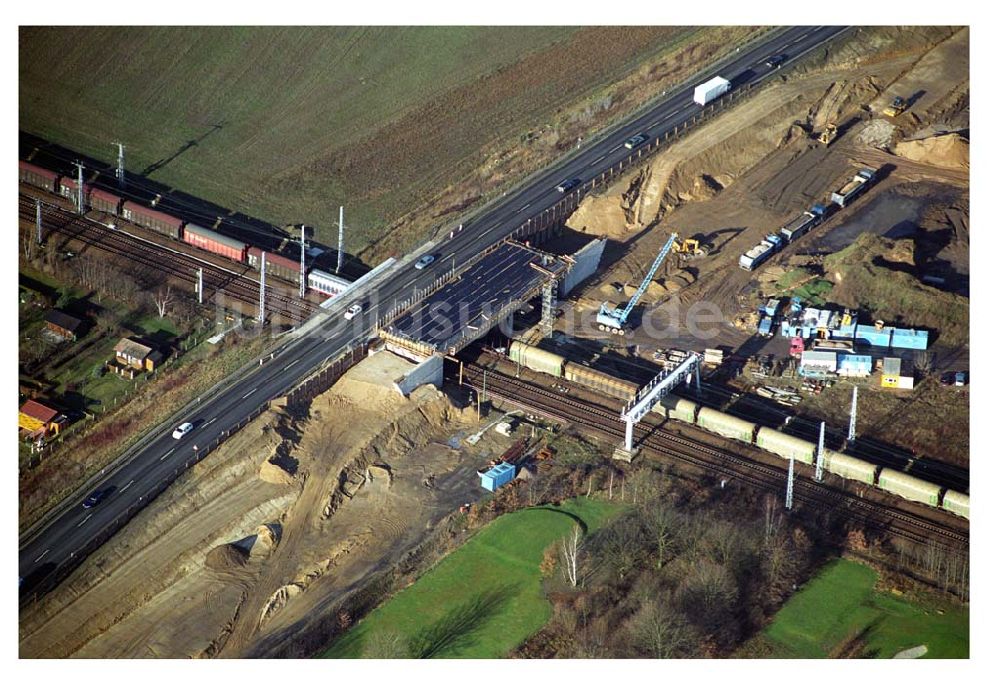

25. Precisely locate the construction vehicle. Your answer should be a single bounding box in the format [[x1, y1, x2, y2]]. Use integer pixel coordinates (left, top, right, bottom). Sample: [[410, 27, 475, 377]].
[[596, 232, 678, 335], [882, 96, 908, 118], [671, 237, 707, 258], [818, 123, 838, 145]]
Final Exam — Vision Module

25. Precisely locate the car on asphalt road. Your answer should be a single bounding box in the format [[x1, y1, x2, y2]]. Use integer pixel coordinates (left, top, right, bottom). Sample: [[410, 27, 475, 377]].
[[344, 303, 364, 320], [954, 371, 967, 387], [172, 422, 194, 440], [555, 178, 580, 193], [624, 133, 648, 150], [82, 486, 115, 509], [765, 54, 787, 69], [414, 254, 437, 270]]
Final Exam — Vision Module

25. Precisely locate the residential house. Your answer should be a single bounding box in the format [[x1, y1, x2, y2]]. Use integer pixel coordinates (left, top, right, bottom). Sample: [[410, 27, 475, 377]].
[[113, 337, 163, 374], [43, 309, 83, 341], [19, 399, 67, 437]]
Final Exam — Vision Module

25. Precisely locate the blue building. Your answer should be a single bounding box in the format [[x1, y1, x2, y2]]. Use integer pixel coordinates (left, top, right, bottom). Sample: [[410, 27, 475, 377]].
[[836, 353, 873, 377], [480, 462, 516, 492], [854, 324, 893, 348]]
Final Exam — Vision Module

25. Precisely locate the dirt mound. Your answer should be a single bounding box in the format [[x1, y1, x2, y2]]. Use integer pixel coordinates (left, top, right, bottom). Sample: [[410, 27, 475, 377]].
[[206, 543, 251, 572], [809, 77, 881, 127], [252, 524, 280, 556], [259, 458, 296, 485], [566, 191, 633, 240], [894, 133, 968, 169]]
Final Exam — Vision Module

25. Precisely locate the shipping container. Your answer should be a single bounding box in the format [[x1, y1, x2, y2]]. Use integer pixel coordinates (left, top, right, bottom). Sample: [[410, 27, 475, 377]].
[[877, 468, 942, 507], [693, 76, 731, 105], [248, 246, 301, 282], [941, 490, 969, 519], [183, 223, 248, 263], [479, 461, 516, 492], [889, 328, 929, 351], [823, 452, 877, 484], [509, 342, 565, 377], [19, 160, 59, 193], [308, 269, 351, 297], [696, 407, 756, 443], [755, 426, 815, 463], [122, 200, 184, 239], [854, 324, 892, 348], [651, 394, 698, 423], [90, 188, 122, 215], [58, 177, 90, 209], [563, 362, 638, 401]]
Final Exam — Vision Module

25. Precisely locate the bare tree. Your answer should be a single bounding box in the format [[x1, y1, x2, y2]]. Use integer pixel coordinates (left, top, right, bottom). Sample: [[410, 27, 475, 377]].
[[561, 525, 583, 588], [642, 502, 678, 569], [628, 599, 692, 659], [762, 494, 783, 546], [21, 228, 35, 260], [154, 285, 175, 318]]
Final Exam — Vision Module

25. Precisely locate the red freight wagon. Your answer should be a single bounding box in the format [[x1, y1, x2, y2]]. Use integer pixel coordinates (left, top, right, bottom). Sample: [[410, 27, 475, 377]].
[[248, 246, 300, 282], [58, 177, 91, 210], [90, 188, 123, 215], [122, 200, 184, 239], [19, 161, 59, 193], [184, 223, 247, 263]]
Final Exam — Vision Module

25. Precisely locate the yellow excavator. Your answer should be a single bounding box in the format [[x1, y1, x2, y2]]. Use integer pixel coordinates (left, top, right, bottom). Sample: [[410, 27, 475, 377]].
[[671, 237, 708, 259], [818, 123, 838, 145], [882, 96, 908, 118]]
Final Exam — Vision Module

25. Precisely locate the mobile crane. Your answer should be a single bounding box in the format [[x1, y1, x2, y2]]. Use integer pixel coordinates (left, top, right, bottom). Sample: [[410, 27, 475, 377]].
[[596, 232, 678, 335]]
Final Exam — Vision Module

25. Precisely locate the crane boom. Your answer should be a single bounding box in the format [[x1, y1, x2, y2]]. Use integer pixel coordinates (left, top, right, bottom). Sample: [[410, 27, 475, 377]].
[[596, 232, 678, 333]]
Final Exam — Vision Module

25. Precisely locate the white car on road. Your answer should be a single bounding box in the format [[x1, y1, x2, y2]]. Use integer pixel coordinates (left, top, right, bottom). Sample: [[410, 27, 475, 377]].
[[172, 422, 194, 440], [344, 303, 364, 320]]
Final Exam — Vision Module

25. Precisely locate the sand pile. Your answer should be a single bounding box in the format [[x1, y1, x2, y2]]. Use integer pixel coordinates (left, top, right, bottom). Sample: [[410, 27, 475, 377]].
[[205, 543, 251, 572], [259, 458, 296, 485], [894, 133, 968, 169], [567, 192, 633, 240]]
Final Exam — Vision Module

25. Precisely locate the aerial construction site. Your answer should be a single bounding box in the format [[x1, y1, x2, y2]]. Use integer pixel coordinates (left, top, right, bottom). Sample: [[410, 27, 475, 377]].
[[17, 23, 971, 661]]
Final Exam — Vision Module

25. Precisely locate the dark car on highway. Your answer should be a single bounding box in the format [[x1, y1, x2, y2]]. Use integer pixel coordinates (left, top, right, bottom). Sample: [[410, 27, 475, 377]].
[[624, 133, 648, 150], [765, 54, 787, 69], [556, 178, 580, 193], [82, 486, 115, 509]]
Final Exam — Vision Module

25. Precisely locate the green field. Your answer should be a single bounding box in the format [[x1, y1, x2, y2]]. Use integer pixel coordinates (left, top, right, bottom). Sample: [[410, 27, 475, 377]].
[[20, 26, 696, 256], [321, 497, 622, 659], [758, 559, 968, 658]]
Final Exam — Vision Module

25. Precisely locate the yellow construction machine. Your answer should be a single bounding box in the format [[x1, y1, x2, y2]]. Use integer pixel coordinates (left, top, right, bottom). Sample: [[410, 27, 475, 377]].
[[818, 123, 838, 145], [882, 96, 908, 118], [671, 237, 708, 259]]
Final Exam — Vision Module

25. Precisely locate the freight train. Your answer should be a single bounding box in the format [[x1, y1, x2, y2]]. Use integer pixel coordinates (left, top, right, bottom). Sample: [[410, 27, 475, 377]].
[[504, 341, 968, 519], [738, 167, 879, 271], [19, 160, 351, 297]]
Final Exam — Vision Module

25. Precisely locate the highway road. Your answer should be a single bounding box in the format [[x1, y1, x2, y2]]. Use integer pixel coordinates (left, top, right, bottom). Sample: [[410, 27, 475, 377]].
[[19, 25, 851, 600]]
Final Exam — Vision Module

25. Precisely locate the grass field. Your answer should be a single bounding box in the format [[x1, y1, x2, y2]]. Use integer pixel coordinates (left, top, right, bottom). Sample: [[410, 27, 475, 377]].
[[20, 26, 701, 256], [756, 559, 968, 658], [321, 497, 623, 659]]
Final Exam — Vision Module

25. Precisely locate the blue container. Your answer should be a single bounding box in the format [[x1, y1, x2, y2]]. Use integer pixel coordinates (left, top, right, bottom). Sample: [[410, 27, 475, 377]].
[[854, 324, 892, 348], [480, 462, 516, 492], [890, 328, 929, 350]]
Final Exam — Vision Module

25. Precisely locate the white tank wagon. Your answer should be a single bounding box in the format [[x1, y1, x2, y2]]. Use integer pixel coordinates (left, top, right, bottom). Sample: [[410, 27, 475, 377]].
[[508, 342, 566, 378], [877, 468, 943, 507], [695, 407, 756, 443], [652, 394, 698, 423], [822, 452, 877, 485], [942, 490, 969, 519], [755, 426, 816, 464]]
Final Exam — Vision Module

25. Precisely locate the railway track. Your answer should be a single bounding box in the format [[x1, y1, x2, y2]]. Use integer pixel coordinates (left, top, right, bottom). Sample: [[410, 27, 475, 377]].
[[456, 362, 968, 550], [19, 195, 318, 322]]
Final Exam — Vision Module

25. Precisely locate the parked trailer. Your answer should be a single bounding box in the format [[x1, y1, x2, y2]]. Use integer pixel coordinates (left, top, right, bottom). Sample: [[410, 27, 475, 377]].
[[822, 451, 877, 485], [941, 490, 969, 519], [509, 342, 566, 378], [564, 362, 638, 401], [651, 394, 698, 423], [90, 188, 123, 215], [19, 160, 59, 193], [308, 268, 351, 297], [693, 76, 731, 106], [831, 168, 876, 207], [183, 223, 248, 263], [696, 407, 756, 443], [122, 201, 184, 239], [739, 239, 776, 271], [877, 468, 942, 507], [755, 426, 815, 464], [780, 204, 829, 242]]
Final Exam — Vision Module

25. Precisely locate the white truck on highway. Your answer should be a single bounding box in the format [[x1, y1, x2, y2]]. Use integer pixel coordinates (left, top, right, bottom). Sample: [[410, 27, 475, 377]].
[[693, 76, 731, 106]]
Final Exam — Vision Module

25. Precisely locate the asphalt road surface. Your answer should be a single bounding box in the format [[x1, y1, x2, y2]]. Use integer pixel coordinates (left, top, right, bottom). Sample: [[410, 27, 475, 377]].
[[19, 25, 850, 599]]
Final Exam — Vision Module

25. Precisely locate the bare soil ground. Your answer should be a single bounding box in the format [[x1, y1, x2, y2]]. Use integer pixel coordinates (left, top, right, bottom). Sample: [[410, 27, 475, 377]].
[[19, 352, 496, 658]]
